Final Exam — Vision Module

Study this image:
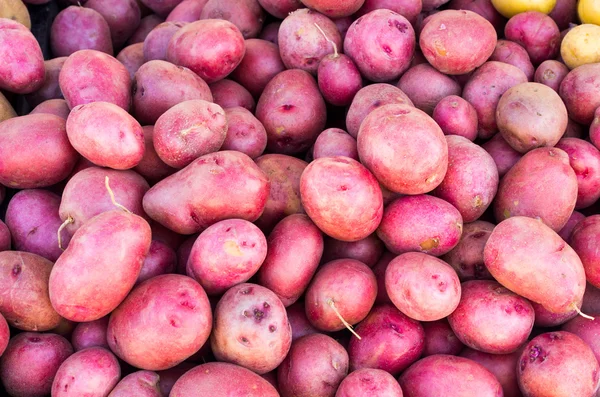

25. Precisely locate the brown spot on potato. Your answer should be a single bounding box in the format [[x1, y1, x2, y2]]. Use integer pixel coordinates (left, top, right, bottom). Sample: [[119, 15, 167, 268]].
[[269, 325, 276, 332], [420, 238, 440, 251], [12, 263, 21, 277]]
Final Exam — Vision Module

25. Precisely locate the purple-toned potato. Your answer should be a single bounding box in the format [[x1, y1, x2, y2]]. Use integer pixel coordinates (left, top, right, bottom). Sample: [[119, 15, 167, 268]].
[[137, 240, 177, 284], [422, 319, 464, 357], [321, 233, 383, 268], [134, 126, 176, 184], [571, 215, 600, 289], [494, 147, 577, 232], [143, 21, 186, 62], [0, 332, 73, 397], [386, 252, 461, 321], [220, 107, 266, 159], [505, 11, 560, 65], [167, 0, 208, 22], [85, 0, 141, 49], [534, 59, 570, 92], [5, 189, 66, 261], [398, 64, 462, 115], [558, 210, 585, 243], [583, 282, 600, 313], [286, 301, 319, 341], [462, 61, 528, 139], [0, 114, 78, 189], [278, 333, 348, 397], [211, 283, 291, 374], [51, 347, 120, 397], [460, 348, 522, 397], [71, 316, 109, 351], [533, 299, 579, 327], [140, 0, 184, 17], [256, 69, 327, 154], [356, 0, 421, 24], [518, 332, 600, 397], [155, 362, 195, 397], [108, 371, 161, 397], [116, 44, 144, 80], [344, 9, 415, 82], [345, 83, 413, 139], [257, 0, 302, 18], [230, 39, 285, 99], [209, 79, 255, 111], [301, 0, 365, 18], [51, 7, 113, 57], [300, 156, 383, 241], [166, 19, 245, 83], [30, 99, 70, 119], [442, 220, 494, 281], [312, 128, 357, 161], [348, 304, 424, 374], [377, 195, 463, 257], [448, 0, 506, 32], [108, 274, 212, 370], [489, 40, 534, 81], [25, 57, 66, 108], [59, 49, 131, 110], [372, 251, 394, 304], [562, 315, 600, 365], [560, 63, 600, 125], [258, 21, 279, 44], [318, 52, 363, 107], [200, 0, 265, 39], [564, 117, 584, 138], [335, 368, 403, 397], [143, 150, 270, 234], [432, 95, 478, 142], [127, 14, 164, 45], [555, 138, 600, 209], [481, 133, 522, 177]]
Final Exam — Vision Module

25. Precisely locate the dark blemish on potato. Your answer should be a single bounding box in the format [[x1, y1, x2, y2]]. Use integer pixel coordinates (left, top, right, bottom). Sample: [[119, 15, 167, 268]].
[[263, 302, 270, 308], [269, 325, 276, 333], [253, 308, 264, 320], [548, 149, 556, 157], [27, 227, 38, 236], [394, 21, 408, 33], [547, 333, 561, 341], [459, 263, 467, 271], [373, 100, 381, 107], [305, 57, 318, 66], [240, 336, 249, 344], [12, 263, 21, 277], [472, 231, 486, 239], [281, 104, 294, 111], [431, 274, 439, 280], [520, 357, 527, 371], [213, 157, 223, 166], [513, 304, 525, 314], [180, 300, 195, 309], [241, 287, 253, 295], [243, 310, 250, 317], [437, 281, 447, 292], [119, 131, 125, 140], [190, 212, 200, 225], [225, 227, 232, 232], [420, 238, 440, 251], [529, 345, 541, 362], [388, 323, 402, 334], [29, 337, 41, 343], [112, 335, 118, 346], [170, 318, 180, 327], [383, 45, 392, 54], [339, 185, 348, 191]]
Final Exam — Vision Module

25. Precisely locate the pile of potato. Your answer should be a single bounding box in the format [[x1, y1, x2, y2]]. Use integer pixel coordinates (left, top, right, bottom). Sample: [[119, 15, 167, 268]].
[[1, 0, 600, 396]]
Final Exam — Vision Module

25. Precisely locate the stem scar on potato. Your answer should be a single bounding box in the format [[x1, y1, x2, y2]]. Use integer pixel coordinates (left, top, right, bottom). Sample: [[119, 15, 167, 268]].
[[326, 298, 361, 340]]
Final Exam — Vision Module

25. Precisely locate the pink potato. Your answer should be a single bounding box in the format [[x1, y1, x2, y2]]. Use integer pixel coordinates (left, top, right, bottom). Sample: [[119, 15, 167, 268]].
[[335, 368, 403, 397], [531, 300, 579, 328], [591, 105, 600, 150], [0, 221, 9, 252], [51, 347, 120, 397], [518, 331, 600, 397], [300, 0, 364, 18], [583, 282, 600, 313], [305, 259, 377, 332], [116, 43, 144, 81], [257, 0, 302, 18], [356, 0, 422, 24], [481, 133, 522, 177], [278, 333, 348, 397], [0, 332, 73, 397], [558, 210, 585, 243], [571, 216, 600, 289], [344, 9, 415, 82], [460, 349, 522, 397], [211, 283, 291, 374], [490, 40, 534, 81], [300, 156, 383, 241], [259, 24, 279, 43], [134, 125, 177, 184], [321, 234, 383, 268], [386, 252, 461, 322], [0, 114, 78, 189], [559, 63, 600, 125], [30, 99, 70, 119], [137, 240, 177, 284], [66, 101, 144, 169], [420, 10, 496, 75], [0, 313, 7, 355], [422, 319, 464, 357], [462, 61, 528, 139], [357, 104, 448, 195], [59, 49, 131, 111], [5, 189, 67, 261], [108, 274, 212, 370], [400, 354, 503, 396], [143, 21, 186, 62], [433, 95, 478, 142], [0, 19, 44, 94], [345, 83, 413, 139], [318, 53, 363, 107], [171, 362, 279, 397], [221, 106, 267, 159], [448, 280, 534, 354], [484, 216, 586, 314], [434, 135, 498, 223], [209, 79, 255, 111], [564, 117, 584, 138], [71, 317, 109, 351], [25, 57, 67, 108], [85, 0, 142, 49], [377, 195, 463, 257], [0, 251, 61, 331], [257, 214, 323, 306], [398, 64, 462, 115], [442, 220, 494, 281], [555, 138, 600, 209], [153, 99, 227, 169], [313, 128, 359, 161], [127, 14, 164, 45], [256, 69, 327, 154], [143, 150, 270, 234], [504, 11, 560, 65], [372, 251, 394, 304], [108, 371, 161, 397], [140, 0, 184, 17], [132, 59, 212, 125], [562, 316, 600, 364], [200, 0, 265, 39], [167, 0, 209, 22], [348, 304, 424, 374], [534, 60, 570, 92], [166, 19, 245, 83], [494, 147, 577, 232], [187, 219, 267, 295], [51, 6, 113, 57], [286, 301, 319, 341]]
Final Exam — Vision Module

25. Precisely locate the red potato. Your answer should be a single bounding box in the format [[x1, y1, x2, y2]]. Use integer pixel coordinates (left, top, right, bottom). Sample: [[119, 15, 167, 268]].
[[422, 319, 464, 357], [0, 19, 43, 94], [300, 156, 383, 241], [66, 101, 144, 170], [432, 95, 478, 142], [286, 301, 319, 341], [434, 135, 499, 223], [155, 362, 195, 397], [116, 43, 144, 80], [200, 0, 265, 39], [591, 106, 600, 150], [344, 9, 415, 82], [258, 0, 302, 18], [356, 0, 422, 25], [143, 21, 186, 62], [59, 49, 131, 111], [504, 11, 560, 65], [398, 64, 462, 115], [108, 371, 161, 397], [209, 79, 255, 111], [518, 332, 600, 397], [305, 259, 377, 332], [571, 216, 600, 289], [462, 61, 528, 139], [132, 59, 212, 125], [211, 283, 292, 374], [137, 240, 177, 284], [313, 128, 359, 161], [257, 214, 323, 306], [442, 220, 494, 281], [256, 69, 327, 154], [221, 107, 267, 159], [321, 233, 383, 268], [534, 59, 570, 92], [278, 333, 348, 397], [490, 40, 535, 81], [143, 150, 270, 234], [559, 63, 600, 125], [25, 57, 66, 108], [558, 210, 585, 243], [30, 99, 70, 119], [583, 283, 600, 313], [51, 347, 120, 397], [372, 251, 394, 304], [348, 304, 424, 374], [0, 221, 9, 252], [549, 0, 577, 29], [562, 316, 600, 364], [533, 300, 579, 327], [448, 0, 506, 33], [377, 195, 463, 257], [0, 333, 73, 397], [71, 317, 109, 351], [460, 349, 522, 397], [0, 316, 10, 355], [134, 126, 177, 184], [171, 362, 279, 397], [300, 0, 364, 18], [140, 0, 184, 17], [318, 53, 363, 107], [481, 133, 523, 177], [484, 216, 586, 314], [494, 147, 577, 232], [85, 0, 141, 49], [187, 219, 267, 295], [166, 19, 245, 84], [335, 368, 403, 397], [51, 6, 113, 57], [259, 21, 279, 44], [127, 14, 164, 45], [108, 274, 212, 370], [386, 252, 461, 322], [555, 138, 600, 209], [167, 0, 209, 22], [345, 83, 413, 139], [0, 114, 78, 189]]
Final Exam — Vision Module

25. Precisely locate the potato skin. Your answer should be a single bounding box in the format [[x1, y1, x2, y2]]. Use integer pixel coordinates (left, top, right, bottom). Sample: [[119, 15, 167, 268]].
[[0, 92, 15, 122], [570, 215, 600, 289], [134, 125, 177, 184], [442, 220, 494, 281], [140, 0, 184, 17], [85, 0, 142, 49], [107, 370, 161, 397], [460, 348, 522, 397], [210, 79, 255, 111], [137, 240, 177, 284], [321, 233, 383, 268], [143, 21, 186, 62], [128, 14, 164, 45], [286, 301, 319, 341], [200, 0, 265, 39], [116, 43, 144, 80], [535, 59, 570, 92], [559, 62, 600, 125], [25, 57, 67, 108], [313, 127, 358, 161], [490, 40, 534, 80], [422, 319, 464, 356], [504, 11, 560, 65], [230, 38, 285, 98], [555, 138, 600, 209], [481, 133, 522, 177], [562, 315, 600, 363], [335, 368, 404, 397], [51, 7, 113, 57], [221, 106, 267, 159], [398, 64, 461, 115], [0, 0, 30, 29], [30, 99, 70, 119], [318, 54, 363, 107], [71, 316, 109, 351], [167, 0, 209, 22]]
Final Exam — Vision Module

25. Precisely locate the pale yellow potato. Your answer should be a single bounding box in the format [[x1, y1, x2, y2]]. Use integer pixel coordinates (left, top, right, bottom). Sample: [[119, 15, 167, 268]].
[[0, 0, 31, 29], [0, 92, 16, 123], [561, 24, 600, 69], [491, 0, 556, 18]]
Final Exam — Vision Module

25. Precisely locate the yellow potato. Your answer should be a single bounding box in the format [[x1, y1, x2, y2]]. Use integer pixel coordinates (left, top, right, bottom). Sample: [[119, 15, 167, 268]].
[[578, 0, 600, 26], [491, 0, 556, 18], [561, 24, 600, 69], [0, 0, 31, 30], [0, 93, 16, 123]]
